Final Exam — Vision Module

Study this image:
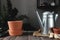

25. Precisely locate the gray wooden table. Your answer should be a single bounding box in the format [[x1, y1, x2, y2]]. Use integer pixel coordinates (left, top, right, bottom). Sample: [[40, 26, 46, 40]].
[[0, 35, 59, 40]]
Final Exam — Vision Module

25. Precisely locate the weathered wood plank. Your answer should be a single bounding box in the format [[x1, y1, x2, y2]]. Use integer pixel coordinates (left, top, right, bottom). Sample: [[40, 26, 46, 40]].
[[1, 35, 60, 40], [3, 36, 11, 40], [3, 36, 17, 40], [0, 38, 3, 40], [27, 35, 40, 40], [40, 37, 57, 40], [9, 36, 16, 40], [15, 36, 28, 40]]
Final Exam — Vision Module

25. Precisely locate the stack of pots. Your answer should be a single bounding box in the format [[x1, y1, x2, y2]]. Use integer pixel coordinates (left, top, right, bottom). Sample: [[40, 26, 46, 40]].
[[8, 21, 23, 36]]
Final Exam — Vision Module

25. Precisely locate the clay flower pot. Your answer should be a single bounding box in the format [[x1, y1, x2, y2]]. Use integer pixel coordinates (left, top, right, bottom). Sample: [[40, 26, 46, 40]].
[[8, 21, 23, 30], [53, 28, 60, 34], [8, 21, 23, 36]]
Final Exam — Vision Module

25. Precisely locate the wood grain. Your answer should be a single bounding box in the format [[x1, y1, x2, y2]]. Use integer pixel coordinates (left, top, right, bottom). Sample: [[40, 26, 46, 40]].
[[0, 35, 59, 40]]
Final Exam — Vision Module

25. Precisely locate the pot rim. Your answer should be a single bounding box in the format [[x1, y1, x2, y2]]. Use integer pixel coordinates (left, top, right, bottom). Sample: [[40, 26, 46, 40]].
[[8, 20, 23, 22]]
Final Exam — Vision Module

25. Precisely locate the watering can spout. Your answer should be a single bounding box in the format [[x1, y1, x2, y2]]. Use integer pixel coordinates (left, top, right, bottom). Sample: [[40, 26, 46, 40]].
[[36, 10, 43, 28]]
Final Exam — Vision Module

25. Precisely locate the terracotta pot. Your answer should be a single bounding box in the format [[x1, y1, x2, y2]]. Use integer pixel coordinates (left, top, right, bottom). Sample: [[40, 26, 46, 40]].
[[8, 30, 23, 36], [8, 21, 23, 30], [8, 21, 23, 36], [53, 28, 60, 34]]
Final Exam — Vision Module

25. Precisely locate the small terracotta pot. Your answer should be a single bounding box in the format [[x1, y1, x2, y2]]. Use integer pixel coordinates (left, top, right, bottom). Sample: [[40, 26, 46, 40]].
[[8, 21, 23, 36], [53, 28, 60, 34], [8, 21, 23, 30]]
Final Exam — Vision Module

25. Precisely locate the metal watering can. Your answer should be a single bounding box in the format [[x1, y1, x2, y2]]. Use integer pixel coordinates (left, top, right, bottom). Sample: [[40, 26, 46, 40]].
[[36, 10, 58, 35]]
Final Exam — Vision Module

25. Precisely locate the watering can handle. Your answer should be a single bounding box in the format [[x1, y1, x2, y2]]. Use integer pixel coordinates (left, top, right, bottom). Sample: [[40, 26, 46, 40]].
[[55, 14, 58, 21]]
